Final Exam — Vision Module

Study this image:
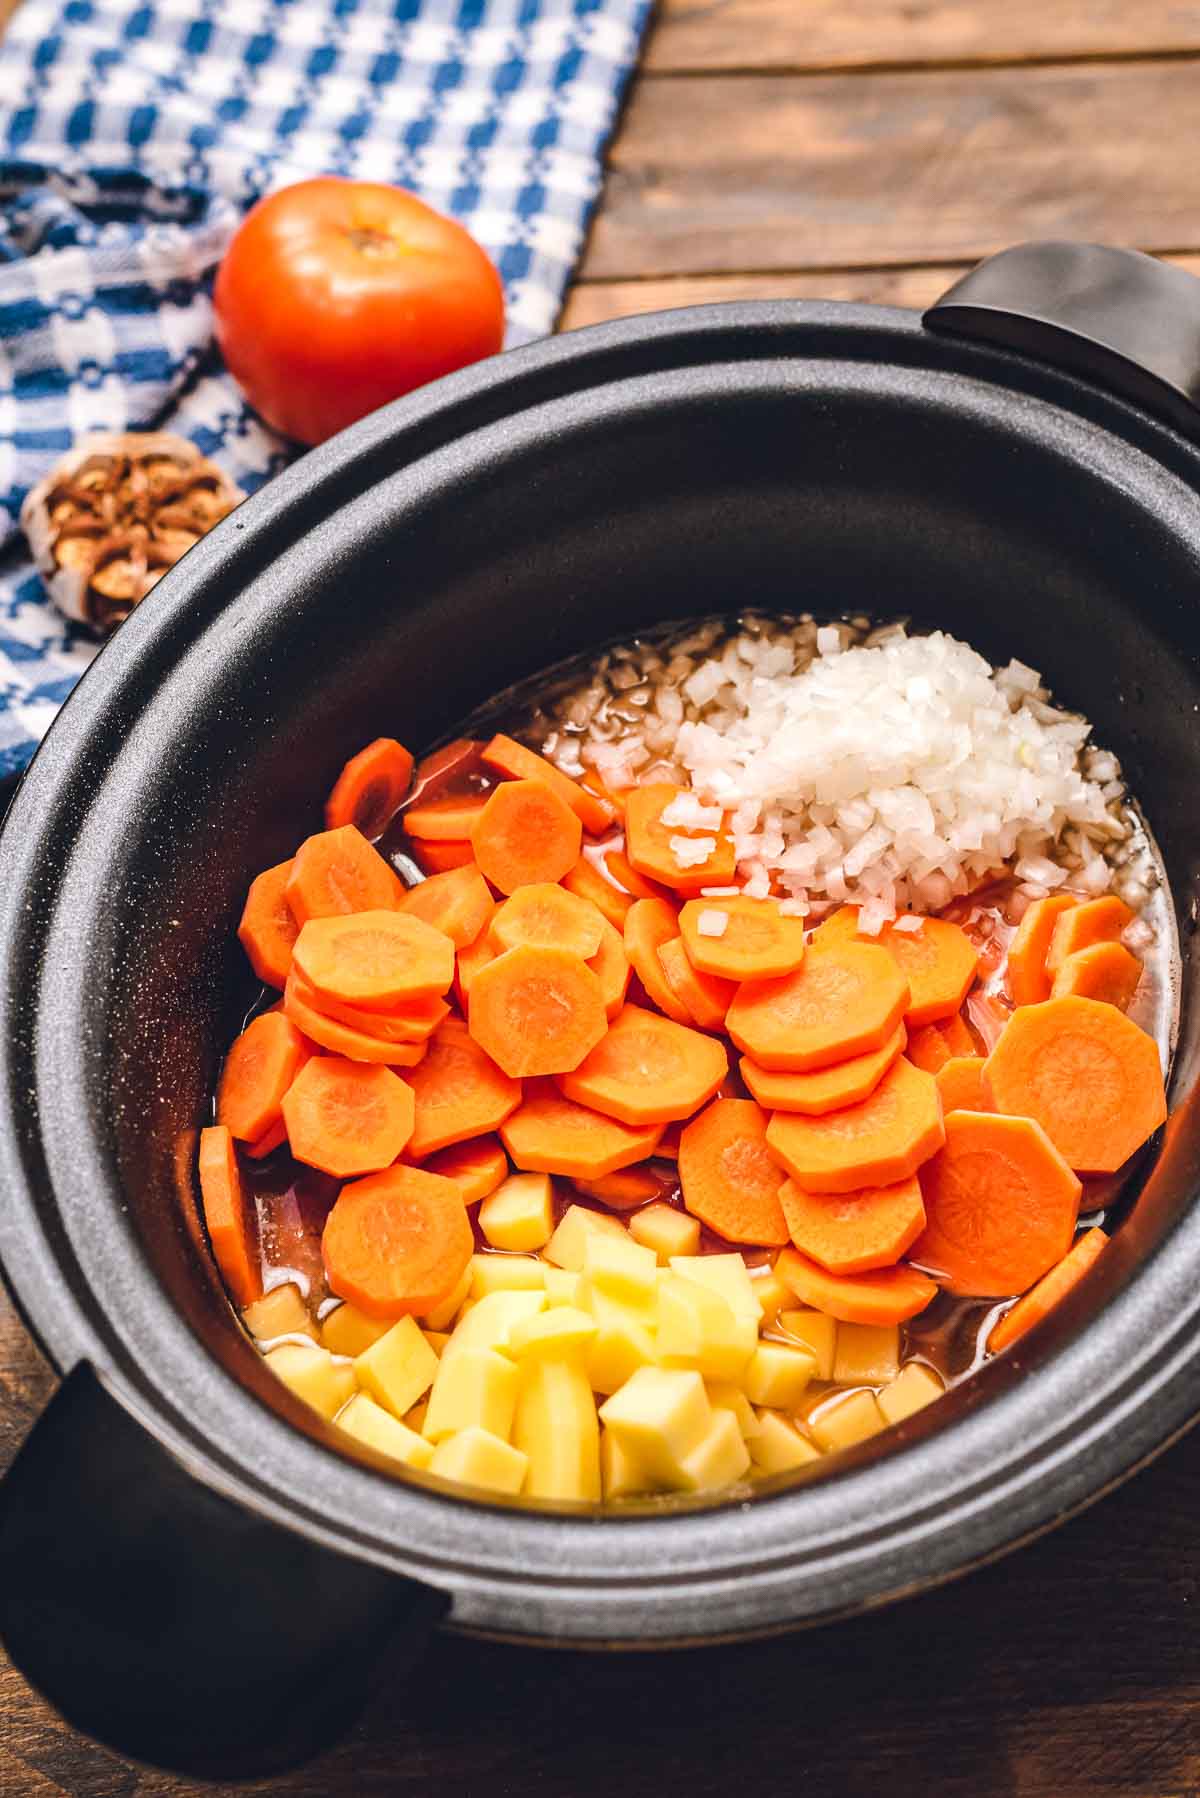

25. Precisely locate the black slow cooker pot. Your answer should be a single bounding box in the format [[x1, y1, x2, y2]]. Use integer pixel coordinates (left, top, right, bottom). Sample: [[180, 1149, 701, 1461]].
[[2, 242, 1200, 1779]]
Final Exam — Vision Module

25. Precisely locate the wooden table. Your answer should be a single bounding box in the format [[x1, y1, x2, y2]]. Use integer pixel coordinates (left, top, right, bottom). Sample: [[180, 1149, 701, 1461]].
[[7, 1, 1200, 1790]]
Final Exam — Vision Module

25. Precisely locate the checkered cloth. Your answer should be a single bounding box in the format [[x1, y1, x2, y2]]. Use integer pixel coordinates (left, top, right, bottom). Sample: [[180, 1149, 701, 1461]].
[[0, 0, 650, 778]]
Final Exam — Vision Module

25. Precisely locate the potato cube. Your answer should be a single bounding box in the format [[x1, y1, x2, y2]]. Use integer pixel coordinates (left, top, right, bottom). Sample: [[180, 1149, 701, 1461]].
[[706, 1381, 760, 1439], [545, 1203, 626, 1271], [336, 1393, 434, 1469], [320, 1300, 389, 1358], [751, 1268, 791, 1327], [743, 1342, 817, 1409], [878, 1362, 945, 1426], [583, 1232, 658, 1310], [422, 1330, 451, 1356], [657, 1274, 755, 1382], [429, 1427, 528, 1495], [544, 1267, 583, 1307], [601, 1428, 651, 1500], [243, 1284, 315, 1342], [265, 1344, 356, 1419], [424, 1346, 519, 1443], [470, 1253, 546, 1299], [629, 1202, 700, 1263], [669, 1254, 760, 1330], [512, 1357, 601, 1501], [445, 1289, 545, 1358], [479, 1173, 555, 1252], [778, 1308, 837, 1380], [599, 1367, 712, 1485], [809, 1389, 886, 1453], [354, 1315, 439, 1420], [750, 1410, 821, 1474], [508, 1306, 598, 1360], [585, 1290, 658, 1394], [834, 1323, 900, 1387], [676, 1407, 751, 1492], [421, 1261, 474, 1332]]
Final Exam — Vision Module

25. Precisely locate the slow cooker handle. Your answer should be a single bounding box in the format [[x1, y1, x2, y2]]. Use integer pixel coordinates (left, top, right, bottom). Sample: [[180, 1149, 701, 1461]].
[[0, 1362, 447, 1778], [924, 240, 1200, 438]]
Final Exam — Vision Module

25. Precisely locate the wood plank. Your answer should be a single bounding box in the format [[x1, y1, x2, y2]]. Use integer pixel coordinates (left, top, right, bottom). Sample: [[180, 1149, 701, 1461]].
[[646, 0, 1200, 74], [582, 61, 1200, 280]]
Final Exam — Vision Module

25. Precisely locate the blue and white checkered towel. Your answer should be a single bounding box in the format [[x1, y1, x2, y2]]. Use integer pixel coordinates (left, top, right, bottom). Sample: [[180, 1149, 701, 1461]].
[[0, 0, 650, 778]]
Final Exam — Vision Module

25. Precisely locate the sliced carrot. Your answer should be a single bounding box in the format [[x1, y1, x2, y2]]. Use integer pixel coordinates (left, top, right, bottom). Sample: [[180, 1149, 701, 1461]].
[[1007, 893, 1080, 1006], [656, 1119, 684, 1160], [906, 1021, 954, 1074], [325, 737, 413, 838], [872, 916, 979, 1027], [293, 909, 455, 1009], [982, 995, 1166, 1174], [558, 1002, 729, 1126], [281, 1055, 415, 1178], [988, 1226, 1109, 1353], [322, 1164, 473, 1319], [409, 737, 482, 802], [739, 1023, 905, 1115], [624, 783, 737, 892], [423, 1134, 510, 1205], [405, 1016, 522, 1157], [403, 795, 490, 841], [1046, 894, 1134, 977], [588, 915, 631, 1019], [470, 778, 582, 894], [913, 1110, 1081, 1296], [579, 767, 625, 822], [468, 943, 607, 1078], [293, 978, 449, 1042], [604, 849, 674, 903], [454, 930, 498, 1012], [776, 1246, 937, 1326], [779, 1174, 926, 1275], [490, 882, 605, 960], [941, 1012, 975, 1057], [283, 972, 429, 1066], [238, 859, 300, 990], [286, 825, 404, 924], [935, 1056, 987, 1113], [678, 895, 807, 982], [726, 941, 910, 1072], [1050, 940, 1143, 1009], [623, 898, 691, 1025], [217, 1011, 308, 1142], [765, 1056, 944, 1194], [562, 854, 633, 929], [573, 1166, 662, 1210], [658, 935, 736, 1032], [244, 1117, 288, 1160], [500, 1078, 664, 1177], [678, 1097, 789, 1246], [481, 732, 616, 835], [399, 862, 494, 950], [198, 1124, 262, 1307], [804, 906, 861, 950], [409, 838, 476, 875]]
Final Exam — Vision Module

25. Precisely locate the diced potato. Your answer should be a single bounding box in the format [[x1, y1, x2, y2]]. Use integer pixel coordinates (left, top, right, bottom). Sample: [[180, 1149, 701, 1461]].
[[508, 1306, 598, 1360], [834, 1322, 900, 1387], [751, 1268, 792, 1327], [706, 1381, 760, 1438], [479, 1173, 555, 1253], [750, 1410, 821, 1474], [470, 1253, 546, 1299], [424, 1346, 519, 1443], [421, 1262, 474, 1332], [244, 1284, 315, 1342], [512, 1356, 601, 1501], [778, 1308, 837, 1381], [742, 1342, 817, 1409], [599, 1367, 712, 1485], [544, 1202, 626, 1271], [676, 1407, 751, 1492], [422, 1329, 451, 1356], [809, 1389, 886, 1453], [669, 1254, 760, 1330], [320, 1300, 389, 1358], [585, 1289, 659, 1394], [601, 1427, 650, 1499], [445, 1289, 546, 1358], [878, 1361, 945, 1425], [658, 1274, 756, 1382], [429, 1427, 528, 1495], [544, 1267, 583, 1307], [265, 1343, 356, 1419], [583, 1232, 658, 1310], [336, 1392, 434, 1469], [629, 1202, 701, 1263], [354, 1316, 439, 1420]]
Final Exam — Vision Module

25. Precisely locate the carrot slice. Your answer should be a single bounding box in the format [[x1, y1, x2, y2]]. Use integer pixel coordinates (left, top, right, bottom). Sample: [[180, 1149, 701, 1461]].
[[678, 1097, 789, 1245], [623, 898, 691, 1024], [913, 1110, 1081, 1296], [470, 778, 582, 894], [1050, 940, 1143, 1009], [286, 825, 404, 925], [572, 1166, 662, 1210], [482, 732, 615, 835], [468, 943, 608, 1078], [871, 916, 979, 1027], [490, 882, 605, 960], [624, 783, 737, 893], [982, 995, 1166, 1174], [325, 737, 413, 839], [244, 1117, 288, 1160], [739, 1023, 905, 1115], [988, 1226, 1109, 1353], [765, 1056, 944, 1194], [405, 1016, 522, 1156], [500, 1078, 664, 1177], [238, 859, 300, 990], [423, 1134, 510, 1205], [293, 979, 449, 1042], [1046, 894, 1134, 977], [322, 1164, 473, 1319], [1007, 893, 1080, 1006], [410, 737, 482, 801], [455, 930, 498, 1012], [217, 1011, 308, 1142], [940, 1012, 975, 1056], [678, 895, 807, 982], [283, 972, 429, 1066], [293, 909, 455, 1009], [562, 854, 633, 929], [905, 1021, 954, 1074], [588, 915, 632, 1019], [776, 1246, 937, 1326], [399, 863, 494, 950], [658, 934, 736, 1032], [403, 795, 490, 841], [656, 1119, 683, 1160], [198, 1124, 262, 1307], [604, 849, 673, 903], [282, 1055, 416, 1178], [558, 1002, 729, 1126], [409, 838, 476, 875], [580, 768, 626, 822], [726, 941, 910, 1073], [935, 1056, 987, 1113], [779, 1174, 926, 1275]]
